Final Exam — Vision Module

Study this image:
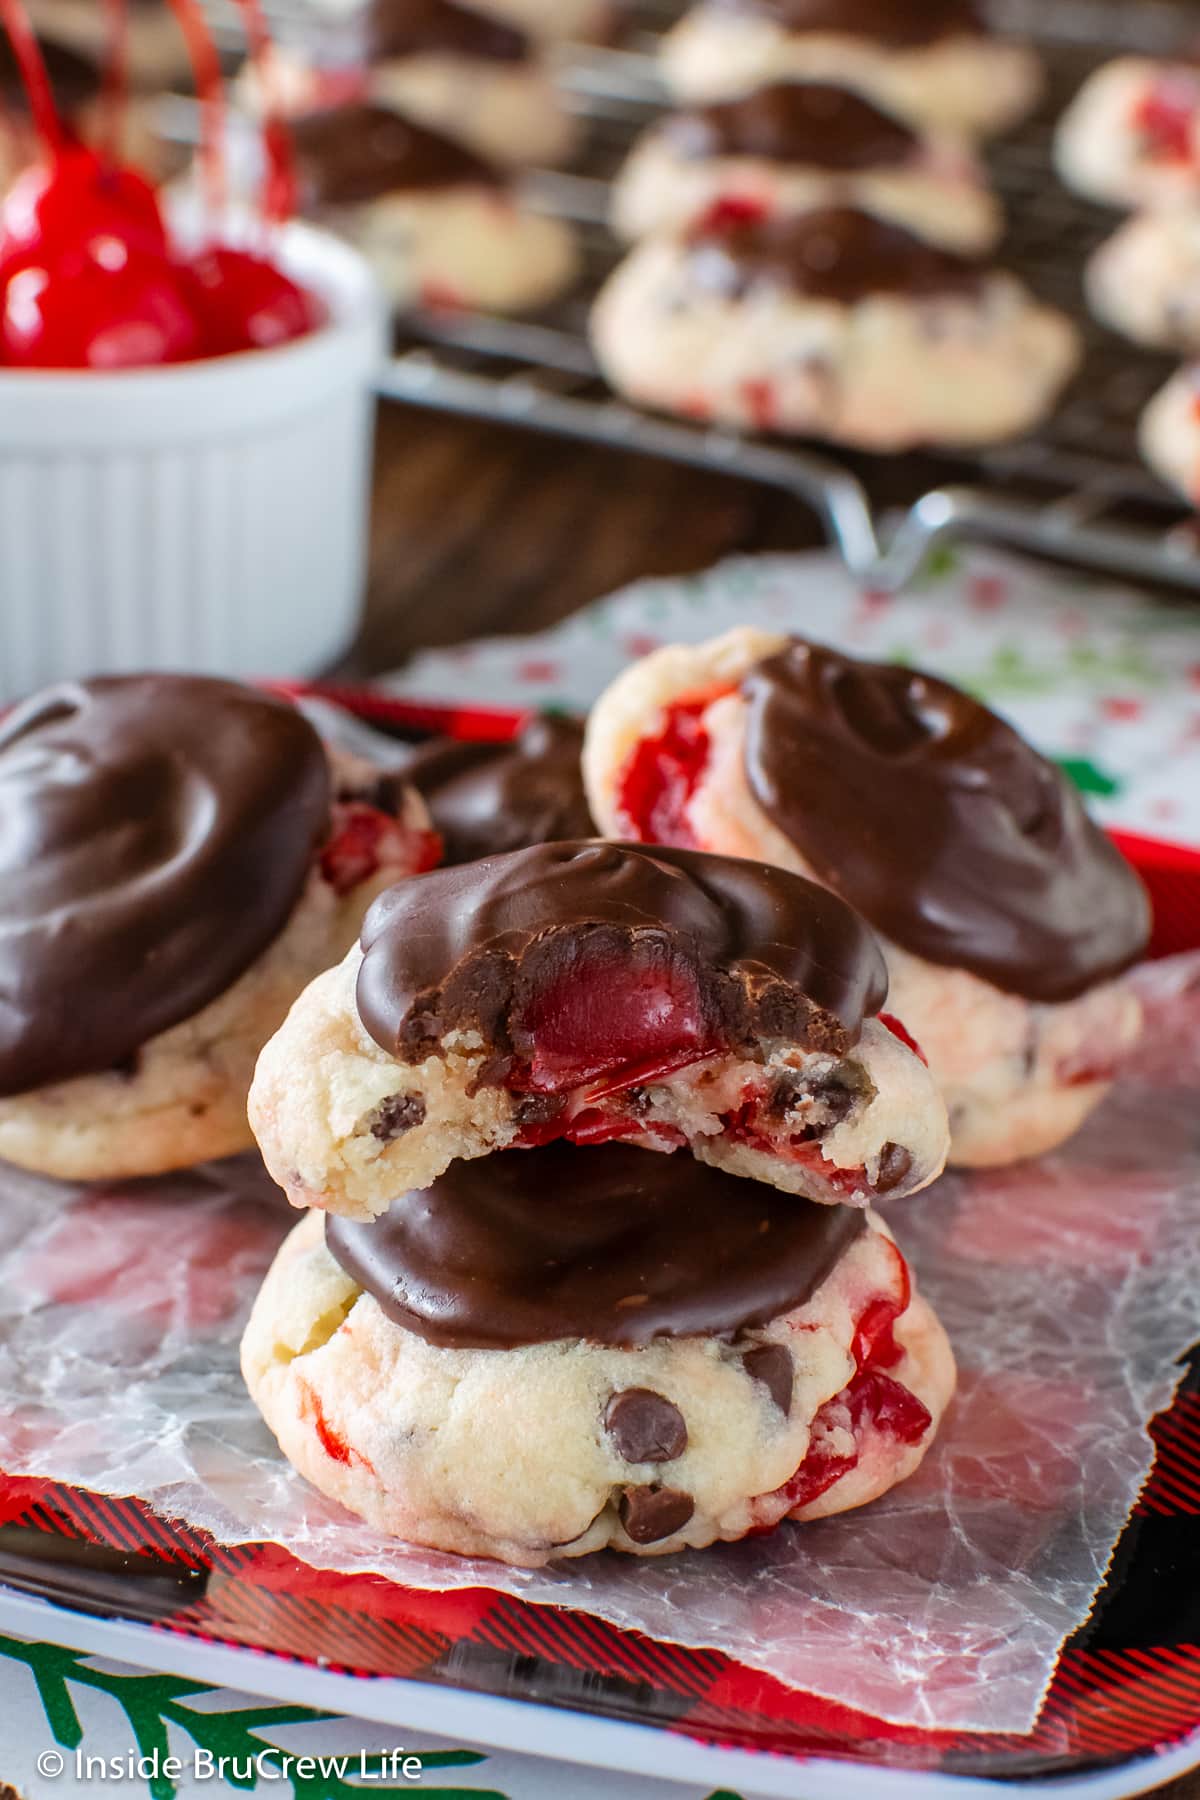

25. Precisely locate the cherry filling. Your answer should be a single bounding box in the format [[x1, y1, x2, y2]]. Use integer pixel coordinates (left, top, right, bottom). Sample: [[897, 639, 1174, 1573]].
[[511, 939, 722, 1095], [614, 692, 731, 846], [775, 1252, 931, 1516], [319, 803, 440, 897], [1133, 77, 1200, 162]]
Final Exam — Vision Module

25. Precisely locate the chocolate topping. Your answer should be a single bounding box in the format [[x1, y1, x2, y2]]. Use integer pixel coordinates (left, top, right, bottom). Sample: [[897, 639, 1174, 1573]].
[[743, 640, 1151, 1002], [290, 103, 501, 207], [397, 716, 594, 865], [667, 82, 920, 171], [0, 675, 330, 1095], [707, 0, 987, 48], [365, 0, 529, 64], [619, 1486, 694, 1544], [688, 205, 986, 304], [604, 1389, 688, 1463], [324, 1141, 868, 1348], [356, 839, 888, 1068], [0, 35, 99, 120]]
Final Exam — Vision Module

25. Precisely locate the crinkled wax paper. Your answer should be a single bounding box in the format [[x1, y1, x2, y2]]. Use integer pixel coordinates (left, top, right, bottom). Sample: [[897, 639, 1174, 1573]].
[[1, 957, 1199, 1734]]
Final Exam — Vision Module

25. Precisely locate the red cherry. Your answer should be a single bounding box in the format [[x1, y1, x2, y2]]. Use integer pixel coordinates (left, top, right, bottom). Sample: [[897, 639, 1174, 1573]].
[[0, 237, 202, 369], [0, 147, 168, 271], [185, 245, 326, 356]]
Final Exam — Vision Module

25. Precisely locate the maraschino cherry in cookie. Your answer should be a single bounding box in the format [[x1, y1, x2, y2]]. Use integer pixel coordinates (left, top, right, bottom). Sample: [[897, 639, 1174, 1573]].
[[659, 0, 1041, 139], [590, 206, 1079, 449], [1055, 58, 1200, 210], [241, 1142, 955, 1562], [583, 631, 1151, 1167], [395, 713, 594, 863], [0, 675, 437, 1181], [288, 103, 578, 314], [245, 0, 577, 170], [248, 839, 949, 1218], [611, 82, 1001, 253]]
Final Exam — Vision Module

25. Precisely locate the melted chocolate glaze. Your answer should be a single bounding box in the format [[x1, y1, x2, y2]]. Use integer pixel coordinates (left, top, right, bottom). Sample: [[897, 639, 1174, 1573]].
[[355, 839, 888, 1066], [325, 1141, 867, 1347], [0, 675, 331, 1095], [365, 0, 529, 64], [397, 715, 594, 864], [706, 0, 987, 48], [688, 204, 986, 303], [742, 640, 1151, 1002], [0, 34, 99, 118], [667, 82, 920, 170], [290, 102, 500, 206]]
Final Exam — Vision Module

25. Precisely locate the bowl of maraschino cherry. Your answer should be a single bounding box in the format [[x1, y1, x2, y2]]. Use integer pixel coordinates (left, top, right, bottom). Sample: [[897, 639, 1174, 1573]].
[[0, 0, 387, 700]]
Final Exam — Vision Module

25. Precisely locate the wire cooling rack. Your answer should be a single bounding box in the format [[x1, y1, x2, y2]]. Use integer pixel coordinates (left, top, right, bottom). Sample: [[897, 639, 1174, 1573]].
[[204, 0, 1200, 591]]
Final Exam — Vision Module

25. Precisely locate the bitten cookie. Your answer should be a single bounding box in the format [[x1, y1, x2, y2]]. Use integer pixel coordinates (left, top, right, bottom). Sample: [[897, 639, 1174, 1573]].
[[659, 0, 1041, 139], [1141, 364, 1200, 503], [1055, 59, 1200, 209], [241, 1142, 955, 1563], [0, 676, 437, 1182], [583, 630, 1151, 1167], [245, 0, 578, 170], [396, 713, 595, 863], [1087, 210, 1200, 350], [249, 840, 949, 1218], [590, 206, 1079, 448], [611, 82, 1001, 252], [287, 103, 578, 313]]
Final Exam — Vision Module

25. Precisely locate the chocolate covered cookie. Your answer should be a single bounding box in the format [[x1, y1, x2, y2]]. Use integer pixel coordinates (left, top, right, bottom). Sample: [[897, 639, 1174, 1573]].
[[590, 206, 1078, 449], [584, 629, 1150, 1165], [396, 714, 594, 863], [659, 0, 1041, 139], [242, 1142, 955, 1562], [0, 675, 436, 1180], [248, 839, 948, 1216]]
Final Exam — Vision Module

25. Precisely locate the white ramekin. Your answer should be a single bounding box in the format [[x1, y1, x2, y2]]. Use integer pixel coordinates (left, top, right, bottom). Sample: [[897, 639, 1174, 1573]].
[[0, 218, 387, 701]]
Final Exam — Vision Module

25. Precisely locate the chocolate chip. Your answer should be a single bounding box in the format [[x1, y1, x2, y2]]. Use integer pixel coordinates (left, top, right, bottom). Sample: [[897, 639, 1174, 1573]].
[[875, 1141, 912, 1192], [513, 1092, 567, 1128], [743, 1344, 793, 1416], [604, 1389, 688, 1463], [618, 1485, 694, 1545], [370, 1093, 426, 1141], [341, 771, 404, 815], [110, 1049, 141, 1080]]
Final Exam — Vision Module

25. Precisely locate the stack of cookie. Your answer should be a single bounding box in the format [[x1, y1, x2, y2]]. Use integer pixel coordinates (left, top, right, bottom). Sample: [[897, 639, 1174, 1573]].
[[1056, 57, 1200, 502], [243, 839, 956, 1563], [590, 1, 1081, 449]]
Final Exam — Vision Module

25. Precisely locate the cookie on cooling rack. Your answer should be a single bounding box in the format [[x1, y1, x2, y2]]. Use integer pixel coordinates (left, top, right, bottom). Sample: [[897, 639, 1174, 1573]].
[[0, 676, 437, 1182], [658, 0, 1041, 139], [1056, 58, 1200, 208], [1087, 210, 1200, 351], [396, 714, 595, 862], [241, 1142, 955, 1563], [289, 103, 578, 313], [611, 81, 1002, 252], [589, 205, 1079, 449], [248, 839, 949, 1218], [1141, 364, 1200, 504], [242, 0, 578, 170], [583, 630, 1151, 1168]]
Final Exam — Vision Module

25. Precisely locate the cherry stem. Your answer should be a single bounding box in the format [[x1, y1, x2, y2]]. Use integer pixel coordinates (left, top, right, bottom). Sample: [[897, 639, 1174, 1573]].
[[164, 0, 226, 223], [231, 0, 295, 226], [100, 0, 127, 163], [0, 0, 64, 153]]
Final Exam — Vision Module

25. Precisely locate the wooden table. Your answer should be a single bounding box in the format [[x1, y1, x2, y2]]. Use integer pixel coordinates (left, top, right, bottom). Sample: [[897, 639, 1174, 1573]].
[[344, 398, 829, 677], [352, 397, 1197, 1800]]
